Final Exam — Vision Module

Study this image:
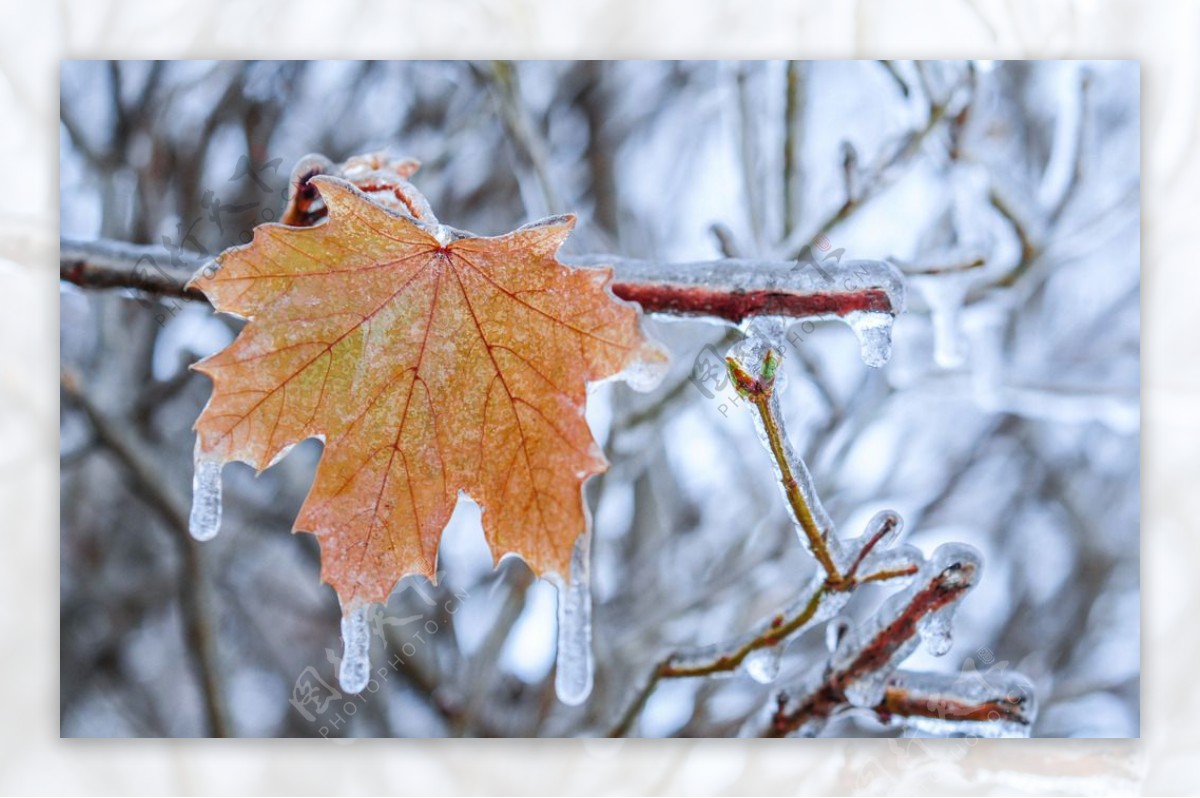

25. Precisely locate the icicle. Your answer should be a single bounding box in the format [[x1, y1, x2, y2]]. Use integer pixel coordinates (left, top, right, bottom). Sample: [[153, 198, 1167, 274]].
[[189, 438, 223, 542], [843, 310, 896, 369], [338, 605, 371, 694], [835, 258, 906, 369], [554, 530, 594, 705], [918, 604, 957, 656], [825, 617, 851, 654], [742, 646, 783, 684], [856, 544, 924, 587], [911, 273, 971, 369]]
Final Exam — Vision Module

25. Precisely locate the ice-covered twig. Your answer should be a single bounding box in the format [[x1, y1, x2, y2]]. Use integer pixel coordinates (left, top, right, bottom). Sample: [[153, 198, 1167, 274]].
[[724, 346, 842, 582], [782, 60, 807, 238], [59, 237, 907, 326], [875, 669, 1036, 737], [765, 544, 984, 737], [609, 339, 928, 737], [606, 559, 918, 737], [481, 60, 564, 215]]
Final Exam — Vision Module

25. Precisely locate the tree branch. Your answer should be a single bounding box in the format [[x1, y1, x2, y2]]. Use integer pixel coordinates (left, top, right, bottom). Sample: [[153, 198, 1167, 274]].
[[766, 551, 979, 737], [60, 236, 905, 325], [876, 670, 1033, 730]]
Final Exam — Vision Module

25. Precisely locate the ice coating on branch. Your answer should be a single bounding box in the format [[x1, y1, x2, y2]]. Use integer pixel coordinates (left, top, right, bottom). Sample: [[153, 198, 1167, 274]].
[[832, 543, 982, 708], [911, 273, 971, 368], [570, 255, 906, 369], [836, 509, 905, 575], [670, 572, 851, 676], [613, 348, 670, 393], [725, 334, 835, 553], [860, 509, 904, 551], [338, 605, 371, 694], [843, 665, 891, 709], [742, 646, 783, 684], [737, 316, 790, 352], [856, 544, 924, 587], [918, 604, 958, 656], [881, 668, 1037, 738], [554, 531, 594, 705], [189, 437, 223, 542]]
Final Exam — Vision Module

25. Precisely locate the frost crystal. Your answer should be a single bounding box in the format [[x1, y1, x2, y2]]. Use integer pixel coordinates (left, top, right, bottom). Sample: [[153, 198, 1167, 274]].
[[338, 605, 371, 694], [554, 530, 594, 705], [189, 437, 223, 542]]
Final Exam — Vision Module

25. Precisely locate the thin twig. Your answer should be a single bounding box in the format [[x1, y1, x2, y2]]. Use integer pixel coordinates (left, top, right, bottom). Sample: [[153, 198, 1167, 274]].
[[876, 672, 1032, 728], [726, 350, 841, 583], [484, 60, 563, 215], [735, 64, 765, 250], [607, 554, 917, 737], [779, 94, 953, 261], [782, 60, 806, 239]]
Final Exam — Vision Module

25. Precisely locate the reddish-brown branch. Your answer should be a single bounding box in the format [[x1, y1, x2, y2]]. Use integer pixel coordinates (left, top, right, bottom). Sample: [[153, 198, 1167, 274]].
[[609, 282, 894, 324], [877, 681, 1029, 727], [59, 237, 905, 325], [767, 559, 976, 737]]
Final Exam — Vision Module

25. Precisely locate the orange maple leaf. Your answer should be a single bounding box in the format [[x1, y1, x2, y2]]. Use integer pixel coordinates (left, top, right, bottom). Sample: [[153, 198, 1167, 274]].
[[190, 171, 661, 611]]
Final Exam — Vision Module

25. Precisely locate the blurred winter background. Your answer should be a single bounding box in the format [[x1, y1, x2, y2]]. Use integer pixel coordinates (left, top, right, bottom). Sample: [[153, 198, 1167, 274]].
[[59, 60, 1139, 738]]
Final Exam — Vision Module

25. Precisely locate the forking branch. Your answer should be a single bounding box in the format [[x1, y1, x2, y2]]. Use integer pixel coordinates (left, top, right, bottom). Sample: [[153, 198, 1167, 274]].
[[608, 342, 1036, 738]]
